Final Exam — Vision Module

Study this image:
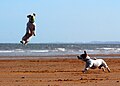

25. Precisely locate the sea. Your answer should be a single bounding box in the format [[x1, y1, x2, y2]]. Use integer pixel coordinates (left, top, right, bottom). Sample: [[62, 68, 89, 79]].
[[0, 43, 120, 58]]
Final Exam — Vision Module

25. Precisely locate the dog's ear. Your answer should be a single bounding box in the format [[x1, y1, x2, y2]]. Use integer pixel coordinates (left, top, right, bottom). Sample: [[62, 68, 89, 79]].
[[84, 51, 87, 57], [33, 13, 36, 16], [84, 51, 87, 54]]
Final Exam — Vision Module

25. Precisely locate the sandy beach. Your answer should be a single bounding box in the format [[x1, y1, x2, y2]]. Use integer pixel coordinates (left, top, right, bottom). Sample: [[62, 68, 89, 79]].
[[0, 56, 119, 86]]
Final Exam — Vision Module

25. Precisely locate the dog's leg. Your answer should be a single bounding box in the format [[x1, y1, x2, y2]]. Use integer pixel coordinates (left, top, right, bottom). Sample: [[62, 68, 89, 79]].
[[24, 41, 28, 45], [82, 69, 87, 73], [102, 60, 110, 72], [101, 67, 105, 72], [82, 67, 89, 73], [106, 67, 110, 72], [83, 62, 93, 73]]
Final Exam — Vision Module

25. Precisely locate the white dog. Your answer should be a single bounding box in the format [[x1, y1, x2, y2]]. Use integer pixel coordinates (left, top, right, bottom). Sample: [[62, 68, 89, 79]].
[[77, 51, 110, 73]]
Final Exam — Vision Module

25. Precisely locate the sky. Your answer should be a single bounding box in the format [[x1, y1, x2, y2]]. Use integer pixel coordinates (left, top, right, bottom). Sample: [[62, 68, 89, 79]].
[[0, 0, 120, 43]]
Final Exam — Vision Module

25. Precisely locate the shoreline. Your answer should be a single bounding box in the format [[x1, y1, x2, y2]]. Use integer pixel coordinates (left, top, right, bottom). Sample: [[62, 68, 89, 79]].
[[0, 54, 120, 60]]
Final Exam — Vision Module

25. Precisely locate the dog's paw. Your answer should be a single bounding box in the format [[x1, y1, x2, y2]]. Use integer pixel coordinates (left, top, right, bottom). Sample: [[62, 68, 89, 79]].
[[82, 70, 86, 73]]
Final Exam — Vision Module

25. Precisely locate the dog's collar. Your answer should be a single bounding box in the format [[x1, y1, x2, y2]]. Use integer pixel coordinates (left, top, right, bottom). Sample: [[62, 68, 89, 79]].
[[29, 21, 34, 23], [84, 59, 89, 61]]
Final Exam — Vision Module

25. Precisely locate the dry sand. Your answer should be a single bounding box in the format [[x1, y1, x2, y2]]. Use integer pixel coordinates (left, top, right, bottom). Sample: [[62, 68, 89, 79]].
[[0, 56, 119, 86]]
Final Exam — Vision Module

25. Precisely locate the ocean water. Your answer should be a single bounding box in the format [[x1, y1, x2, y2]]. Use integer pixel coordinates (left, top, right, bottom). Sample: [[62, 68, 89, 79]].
[[0, 43, 120, 57]]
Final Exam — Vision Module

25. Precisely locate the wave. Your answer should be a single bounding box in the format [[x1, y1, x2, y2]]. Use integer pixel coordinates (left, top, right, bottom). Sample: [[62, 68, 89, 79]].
[[30, 50, 49, 53], [96, 48, 115, 50], [96, 48, 120, 52], [0, 50, 14, 53], [0, 47, 120, 56], [55, 48, 66, 52]]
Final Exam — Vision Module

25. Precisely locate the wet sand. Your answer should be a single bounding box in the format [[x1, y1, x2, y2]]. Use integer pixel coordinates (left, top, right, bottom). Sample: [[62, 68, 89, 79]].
[[0, 56, 120, 86]]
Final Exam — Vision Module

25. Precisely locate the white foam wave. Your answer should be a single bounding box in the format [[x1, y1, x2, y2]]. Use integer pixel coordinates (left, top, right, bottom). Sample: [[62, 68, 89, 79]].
[[30, 50, 49, 53], [96, 48, 120, 52], [96, 48, 115, 50], [14, 49, 25, 52], [0, 49, 25, 53], [56, 48, 66, 51], [0, 50, 14, 53]]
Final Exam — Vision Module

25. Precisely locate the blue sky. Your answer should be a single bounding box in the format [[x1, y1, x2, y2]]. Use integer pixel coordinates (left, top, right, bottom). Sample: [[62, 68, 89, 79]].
[[0, 0, 120, 43]]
